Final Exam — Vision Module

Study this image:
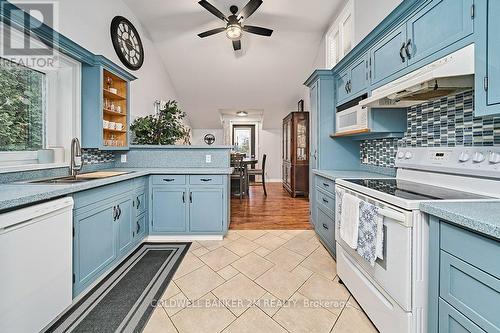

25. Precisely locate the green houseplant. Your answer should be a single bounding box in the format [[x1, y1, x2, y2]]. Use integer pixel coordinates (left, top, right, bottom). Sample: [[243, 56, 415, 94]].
[[130, 100, 188, 145]]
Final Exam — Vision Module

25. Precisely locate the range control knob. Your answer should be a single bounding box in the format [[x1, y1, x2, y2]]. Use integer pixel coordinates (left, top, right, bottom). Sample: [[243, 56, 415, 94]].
[[397, 152, 405, 159], [489, 152, 500, 164], [458, 152, 470, 162], [472, 152, 485, 163], [404, 151, 413, 160]]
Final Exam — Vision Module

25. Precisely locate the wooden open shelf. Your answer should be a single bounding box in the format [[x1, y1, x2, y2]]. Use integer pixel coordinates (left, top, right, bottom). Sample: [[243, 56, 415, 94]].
[[103, 69, 128, 148]]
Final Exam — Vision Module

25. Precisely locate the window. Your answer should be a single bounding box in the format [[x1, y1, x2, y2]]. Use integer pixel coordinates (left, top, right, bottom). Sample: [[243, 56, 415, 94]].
[[232, 125, 255, 158], [326, 0, 354, 68], [0, 58, 46, 152]]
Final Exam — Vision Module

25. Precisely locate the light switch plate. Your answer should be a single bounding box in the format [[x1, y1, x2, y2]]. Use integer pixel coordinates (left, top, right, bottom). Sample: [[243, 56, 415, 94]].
[[121, 154, 127, 163], [205, 155, 212, 163]]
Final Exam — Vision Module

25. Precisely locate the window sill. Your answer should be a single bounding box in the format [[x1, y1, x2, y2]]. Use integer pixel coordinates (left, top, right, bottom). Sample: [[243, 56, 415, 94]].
[[0, 163, 69, 174]]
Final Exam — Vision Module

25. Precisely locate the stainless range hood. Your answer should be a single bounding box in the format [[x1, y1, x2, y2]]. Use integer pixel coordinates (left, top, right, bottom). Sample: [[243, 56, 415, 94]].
[[360, 44, 474, 108]]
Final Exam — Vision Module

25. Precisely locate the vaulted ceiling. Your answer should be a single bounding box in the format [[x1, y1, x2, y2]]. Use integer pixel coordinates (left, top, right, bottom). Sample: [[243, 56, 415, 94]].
[[123, 0, 344, 128]]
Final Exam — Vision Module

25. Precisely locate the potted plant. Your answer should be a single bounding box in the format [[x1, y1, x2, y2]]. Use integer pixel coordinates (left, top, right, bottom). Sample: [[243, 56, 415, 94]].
[[130, 100, 189, 145]]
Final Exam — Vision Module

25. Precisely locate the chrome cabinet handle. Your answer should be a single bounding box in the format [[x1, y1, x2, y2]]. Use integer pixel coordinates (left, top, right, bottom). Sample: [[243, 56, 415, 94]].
[[200, 178, 212, 182], [323, 183, 330, 187], [322, 198, 329, 204], [348, 80, 352, 92], [189, 192, 193, 203], [182, 192, 185, 203], [136, 196, 141, 208], [345, 81, 349, 93], [113, 206, 117, 221], [400, 42, 406, 62], [322, 223, 329, 230], [136, 221, 140, 234], [405, 39, 412, 59], [163, 178, 175, 182], [117, 205, 121, 219]]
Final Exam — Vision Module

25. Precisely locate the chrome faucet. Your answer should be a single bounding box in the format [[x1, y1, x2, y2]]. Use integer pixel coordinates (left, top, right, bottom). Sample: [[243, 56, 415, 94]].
[[70, 137, 82, 177]]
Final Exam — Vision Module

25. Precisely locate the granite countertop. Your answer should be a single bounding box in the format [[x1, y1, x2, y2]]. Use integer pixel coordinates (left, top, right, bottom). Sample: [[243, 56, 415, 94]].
[[131, 145, 233, 149], [312, 169, 393, 180], [0, 167, 233, 212], [420, 201, 500, 240]]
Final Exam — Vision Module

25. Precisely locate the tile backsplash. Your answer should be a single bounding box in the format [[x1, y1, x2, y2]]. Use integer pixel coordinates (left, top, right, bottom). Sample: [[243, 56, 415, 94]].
[[360, 90, 500, 168], [82, 148, 115, 165]]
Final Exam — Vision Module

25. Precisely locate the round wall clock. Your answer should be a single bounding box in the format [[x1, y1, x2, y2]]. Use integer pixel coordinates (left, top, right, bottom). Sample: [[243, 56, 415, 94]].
[[110, 16, 144, 71]]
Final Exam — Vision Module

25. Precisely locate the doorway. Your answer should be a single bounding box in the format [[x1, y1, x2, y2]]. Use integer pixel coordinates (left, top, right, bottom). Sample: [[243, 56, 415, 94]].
[[232, 124, 255, 158]]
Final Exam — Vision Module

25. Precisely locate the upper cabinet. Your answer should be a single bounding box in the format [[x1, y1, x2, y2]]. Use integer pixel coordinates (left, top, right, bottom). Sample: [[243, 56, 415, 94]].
[[475, 0, 500, 117], [337, 54, 369, 105], [81, 57, 137, 151]]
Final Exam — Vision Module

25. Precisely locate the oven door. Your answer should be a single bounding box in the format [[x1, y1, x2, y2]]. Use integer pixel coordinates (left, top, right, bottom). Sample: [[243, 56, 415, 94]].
[[335, 185, 412, 311]]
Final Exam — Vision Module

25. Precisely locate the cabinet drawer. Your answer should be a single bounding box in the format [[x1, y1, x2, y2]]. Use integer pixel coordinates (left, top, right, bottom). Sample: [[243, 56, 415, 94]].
[[317, 206, 335, 246], [439, 251, 500, 332], [189, 175, 223, 185], [151, 175, 186, 186], [316, 188, 335, 216], [316, 176, 335, 195], [438, 298, 485, 333], [440, 222, 500, 278]]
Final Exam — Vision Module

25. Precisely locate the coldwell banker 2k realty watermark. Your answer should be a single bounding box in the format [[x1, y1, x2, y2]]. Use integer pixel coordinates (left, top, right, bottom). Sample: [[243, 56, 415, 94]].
[[0, 0, 59, 69]]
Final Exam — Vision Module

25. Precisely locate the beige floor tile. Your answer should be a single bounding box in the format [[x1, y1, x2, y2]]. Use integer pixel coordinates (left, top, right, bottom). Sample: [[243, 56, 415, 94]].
[[143, 306, 178, 333], [161, 281, 181, 300], [224, 237, 259, 257], [254, 233, 288, 251], [273, 292, 337, 333], [265, 246, 305, 271], [308, 234, 322, 246], [212, 273, 267, 316], [171, 292, 236, 333], [284, 236, 320, 256], [236, 229, 268, 240], [218, 265, 240, 280], [295, 230, 317, 240], [187, 241, 203, 251], [200, 247, 240, 271], [222, 307, 287, 333], [232, 252, 274, 279], [347, 295, 362, 311], [278, 232, 296, 241], [331, 306, 378, 333], [191, 246, 210, 257], [255, 267, 308, 300], [254, 246, 272, 257], [301, 250, 337, 280], [198, 239, 232, 251], [256, 292, 284, 317], [314, 243, 333, 257], [173, 254, 205, 280], [291, 265, 314, 280], [265, 230, 288, 237], [175, 265, 224, 300], [225, 230, 242, 241], [163, 291, 190, 317], [298, 275, 350, 316]]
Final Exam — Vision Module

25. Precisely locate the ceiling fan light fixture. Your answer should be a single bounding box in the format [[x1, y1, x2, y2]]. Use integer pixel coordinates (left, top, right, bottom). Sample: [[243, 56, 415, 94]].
[[236, 111, 248, 117], [226, 24, 242, 40]]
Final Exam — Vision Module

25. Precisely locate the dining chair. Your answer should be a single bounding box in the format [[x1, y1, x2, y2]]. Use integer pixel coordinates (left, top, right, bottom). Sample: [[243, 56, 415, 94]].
[[248, 154, 267, 196], [230, 154, 245, 200]]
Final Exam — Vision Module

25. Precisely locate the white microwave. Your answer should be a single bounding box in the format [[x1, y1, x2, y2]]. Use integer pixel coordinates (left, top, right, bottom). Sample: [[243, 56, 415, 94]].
[[336, 104, 369, 135]]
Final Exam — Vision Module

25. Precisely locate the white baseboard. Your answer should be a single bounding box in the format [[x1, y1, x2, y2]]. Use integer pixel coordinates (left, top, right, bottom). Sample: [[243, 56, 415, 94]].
[[146, 235, 224, 242]]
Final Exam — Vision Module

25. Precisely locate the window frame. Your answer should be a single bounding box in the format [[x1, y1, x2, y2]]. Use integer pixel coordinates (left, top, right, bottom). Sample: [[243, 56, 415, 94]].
[[325, 0, 355, 69]]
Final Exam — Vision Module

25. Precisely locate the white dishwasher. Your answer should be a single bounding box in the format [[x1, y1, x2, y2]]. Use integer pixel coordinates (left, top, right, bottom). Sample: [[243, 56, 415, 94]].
[[0, 197, 74, 333]]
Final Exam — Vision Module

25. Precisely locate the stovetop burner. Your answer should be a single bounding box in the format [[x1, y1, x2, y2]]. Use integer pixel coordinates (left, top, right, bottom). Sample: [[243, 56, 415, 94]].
[[346, 179, 488, 201]]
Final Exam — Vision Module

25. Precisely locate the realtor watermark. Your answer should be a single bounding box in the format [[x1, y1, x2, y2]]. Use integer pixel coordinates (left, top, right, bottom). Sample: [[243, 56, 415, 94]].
[[0, 0, 59, 69]]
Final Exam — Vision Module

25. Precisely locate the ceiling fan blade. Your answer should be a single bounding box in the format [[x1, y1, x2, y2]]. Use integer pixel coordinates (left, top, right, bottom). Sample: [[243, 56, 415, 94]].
[[198, 27, 226, 38], [243, 25, 273, 36], [237, 0, 263, 20], [233, 39, 241, 51], [198, 0, 228, 22]]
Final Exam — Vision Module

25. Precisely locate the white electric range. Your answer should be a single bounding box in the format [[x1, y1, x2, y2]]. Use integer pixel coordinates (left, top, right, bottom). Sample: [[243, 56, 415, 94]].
[[335, 147, 500, 333]]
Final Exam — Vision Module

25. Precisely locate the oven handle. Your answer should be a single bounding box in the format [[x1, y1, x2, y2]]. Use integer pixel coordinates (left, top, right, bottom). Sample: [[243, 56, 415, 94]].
[[378, 208, 406, 223]]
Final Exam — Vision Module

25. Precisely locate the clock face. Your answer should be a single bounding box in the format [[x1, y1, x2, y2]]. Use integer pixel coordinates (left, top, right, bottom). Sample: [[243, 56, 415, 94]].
[[110, 16, 144, 70]]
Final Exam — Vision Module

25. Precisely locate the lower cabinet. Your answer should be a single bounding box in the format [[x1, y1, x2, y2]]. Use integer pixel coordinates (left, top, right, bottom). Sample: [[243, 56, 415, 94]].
[[117, 197, 133, 256], [151, 175, 228, 235], [311, 175, 337, 258]]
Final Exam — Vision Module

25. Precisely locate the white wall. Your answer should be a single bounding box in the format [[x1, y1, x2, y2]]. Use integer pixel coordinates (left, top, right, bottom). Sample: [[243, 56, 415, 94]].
[[191, 129, 225, 146], [353, 0, 402, 44], [55, 0, 178, 120], [259, 128, 282, 182]]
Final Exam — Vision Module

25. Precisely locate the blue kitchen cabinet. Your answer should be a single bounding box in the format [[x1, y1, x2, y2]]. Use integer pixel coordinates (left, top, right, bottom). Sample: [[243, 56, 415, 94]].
[[336, 54, 369, 105], [370, 23, 408, 86], [475, 0, 500, 116], [73, 202, 117, 296], [336, 69, 350, 104], [135, 214, 147, 241], [151, 188, 187, 233], [189, 189, 223, 232], [116, 197, 133, 256], [406, 0, 474, 66], [428, 217, 500, 333]]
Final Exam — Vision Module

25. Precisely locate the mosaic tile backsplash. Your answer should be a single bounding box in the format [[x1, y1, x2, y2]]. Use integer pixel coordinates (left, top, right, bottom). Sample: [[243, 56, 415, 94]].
[[82, 148, 115, 165], [360, 90, 500, 168]]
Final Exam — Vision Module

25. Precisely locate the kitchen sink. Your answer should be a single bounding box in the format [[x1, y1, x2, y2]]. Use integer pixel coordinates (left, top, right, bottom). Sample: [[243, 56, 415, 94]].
[[23, 171, 133, 184]]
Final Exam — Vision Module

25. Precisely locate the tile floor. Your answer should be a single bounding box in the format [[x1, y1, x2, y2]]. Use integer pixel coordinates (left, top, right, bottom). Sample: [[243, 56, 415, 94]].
[[144, 230, 378, 333]]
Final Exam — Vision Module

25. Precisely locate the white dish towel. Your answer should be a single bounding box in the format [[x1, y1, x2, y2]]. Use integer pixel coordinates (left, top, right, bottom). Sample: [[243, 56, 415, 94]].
[[340, 193, 361, 249]]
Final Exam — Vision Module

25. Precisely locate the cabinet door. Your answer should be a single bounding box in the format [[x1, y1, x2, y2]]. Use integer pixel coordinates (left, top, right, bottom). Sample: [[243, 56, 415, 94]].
[[117, 197, 133, 255], [74, 204, 116, 288], [406, 0, 474, 66], [152, 188, 187, 232], [133, 190, 146, 217], [135, 214, 146, 241], [476, 0, 500, 116], [349, 54, 369, 97], [370, 24, 407, 86], [189, 189, 223, 232], [336, 69, 350, 104]]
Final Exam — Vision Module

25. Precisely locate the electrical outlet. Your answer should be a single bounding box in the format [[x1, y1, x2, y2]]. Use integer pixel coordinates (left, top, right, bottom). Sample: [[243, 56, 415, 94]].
[[121, 154, 127, 163], [205, 154, 212, 163]]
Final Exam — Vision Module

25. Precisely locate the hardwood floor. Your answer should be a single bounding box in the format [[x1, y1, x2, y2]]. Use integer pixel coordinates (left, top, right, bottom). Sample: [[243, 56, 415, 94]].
[[230, 182, 312, 230]]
